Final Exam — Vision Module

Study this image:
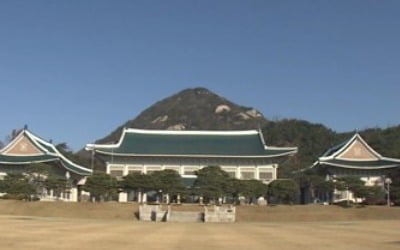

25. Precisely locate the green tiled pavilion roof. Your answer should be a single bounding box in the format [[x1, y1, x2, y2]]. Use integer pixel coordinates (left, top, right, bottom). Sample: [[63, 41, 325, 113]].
[[0, 129, 92, 176], [87, 128, 297, 158], [313, 133, 400, 170]]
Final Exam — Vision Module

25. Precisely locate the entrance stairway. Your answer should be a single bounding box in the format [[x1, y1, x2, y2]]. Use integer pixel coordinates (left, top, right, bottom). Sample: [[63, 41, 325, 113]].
[[168, 211, 204, 222]]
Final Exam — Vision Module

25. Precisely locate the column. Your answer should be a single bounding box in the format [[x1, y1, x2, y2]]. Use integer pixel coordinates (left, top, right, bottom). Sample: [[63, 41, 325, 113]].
[[106, 163, 111, 174], [119, 192, 128, 202], [255, 167, 260, 180], [70, 187, 78, 202], [142, 193, 147, 203], [236, 167, 241, 179], [123, 165, 129, 176], [165, 194, 170, 204]]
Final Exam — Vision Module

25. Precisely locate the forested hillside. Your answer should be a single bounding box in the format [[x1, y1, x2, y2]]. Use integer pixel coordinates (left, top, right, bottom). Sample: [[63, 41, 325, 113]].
[[86, 87, 400, 177], [262, 119, 400, 176]]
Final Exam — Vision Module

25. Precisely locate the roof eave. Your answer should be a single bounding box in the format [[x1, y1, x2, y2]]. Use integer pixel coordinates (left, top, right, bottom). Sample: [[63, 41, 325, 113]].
[[0, 158, 59, 165], [92, 150, 297, 158], [319, 161, 400, 170]]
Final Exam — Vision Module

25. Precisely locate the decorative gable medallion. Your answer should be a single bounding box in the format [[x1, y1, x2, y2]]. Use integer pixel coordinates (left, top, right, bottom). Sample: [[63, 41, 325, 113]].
[[337, 139, 379, 161], [2, 135, 43, 156]]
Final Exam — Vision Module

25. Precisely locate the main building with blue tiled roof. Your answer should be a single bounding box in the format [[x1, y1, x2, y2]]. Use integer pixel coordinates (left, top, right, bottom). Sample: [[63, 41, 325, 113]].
[[86, 128, 297, 202]]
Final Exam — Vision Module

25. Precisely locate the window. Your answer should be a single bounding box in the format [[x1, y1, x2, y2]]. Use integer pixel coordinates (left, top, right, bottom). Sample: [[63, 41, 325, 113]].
[[183, 167, 198, 175], [146, 165, 162, 174], [127, 165, 143, 174], [128, 170, 142, 175], [164, 166, 180, 173], [259, 172, 273, 180], [221, 167, 236, 178], [226, 171, 236, 178], [241, 171, 255, 180], [110, 170, 124, 179]]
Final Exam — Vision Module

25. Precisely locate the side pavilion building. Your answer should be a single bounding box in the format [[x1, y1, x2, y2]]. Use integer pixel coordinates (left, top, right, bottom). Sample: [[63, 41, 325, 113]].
[[0, 128, 92, 201], [310, 133, 400, 202], [86, 128, 297, 202]]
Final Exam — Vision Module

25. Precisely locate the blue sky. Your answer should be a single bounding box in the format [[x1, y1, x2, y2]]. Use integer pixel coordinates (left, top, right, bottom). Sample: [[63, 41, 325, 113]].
[[0, 0, 399, 151]]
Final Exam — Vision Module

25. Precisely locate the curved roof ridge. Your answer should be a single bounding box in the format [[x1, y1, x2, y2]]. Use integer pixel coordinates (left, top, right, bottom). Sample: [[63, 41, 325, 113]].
[[87, 127, 297, 158], [124, 128, 260, 135], [26, 130, 92, 174]]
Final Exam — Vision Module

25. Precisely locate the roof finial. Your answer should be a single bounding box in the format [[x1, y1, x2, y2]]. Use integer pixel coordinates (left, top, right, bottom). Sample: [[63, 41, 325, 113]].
[[24, 124, 28, 130]]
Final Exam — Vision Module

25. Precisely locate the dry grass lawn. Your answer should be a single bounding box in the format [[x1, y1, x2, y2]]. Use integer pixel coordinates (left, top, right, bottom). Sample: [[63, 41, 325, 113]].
[[0, 216, 399, 250], [1, 201, 400, 250], [1, 200, 400, 222]]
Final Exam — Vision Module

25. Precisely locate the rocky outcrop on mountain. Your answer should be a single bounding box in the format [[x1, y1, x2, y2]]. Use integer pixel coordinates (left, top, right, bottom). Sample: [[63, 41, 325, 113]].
[[95, 87, 268, 144]]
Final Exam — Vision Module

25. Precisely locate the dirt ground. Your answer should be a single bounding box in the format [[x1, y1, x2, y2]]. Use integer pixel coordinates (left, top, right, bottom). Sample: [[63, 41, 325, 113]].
[[0, 215, 399, 250]]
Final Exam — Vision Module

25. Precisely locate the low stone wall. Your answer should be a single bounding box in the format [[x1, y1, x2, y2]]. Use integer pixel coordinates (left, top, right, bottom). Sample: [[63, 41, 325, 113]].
[[139, 205, 236, 223], [204, 206, 236, 223], [138, 204, 168, 222]]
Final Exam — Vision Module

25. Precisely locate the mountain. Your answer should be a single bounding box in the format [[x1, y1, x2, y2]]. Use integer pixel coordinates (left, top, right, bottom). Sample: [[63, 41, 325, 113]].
[[82, 87, 400, 180], [96, 87, 268, 144]]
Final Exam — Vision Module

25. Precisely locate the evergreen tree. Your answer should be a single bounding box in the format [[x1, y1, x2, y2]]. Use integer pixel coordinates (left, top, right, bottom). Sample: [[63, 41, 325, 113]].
[[240, 179, 268, 204], [335, 177, 377, 204], [267, 179, 300, 204], [44, 176, 68, 199], [151, 170, 185, 202], [83, 172, 118, 202], [193, 166, 230, 203], [0, 173, 36, 200], [120, 172, 156, 203]]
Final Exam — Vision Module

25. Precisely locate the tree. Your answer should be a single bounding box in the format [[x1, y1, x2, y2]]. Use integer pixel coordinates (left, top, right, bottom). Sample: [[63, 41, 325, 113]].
[[390, 186, 400, 205], [314, 179, 335, 202], [120, 172, 155, 203], [335, 176, 387, 205], [295, 173, 335, 203], [0, 173, 36, 200], [336, 176, 367, 203], [25, 163, 53, 193], [225, 178, 244, 204], [267, 179, 300, 204], [55, 142, 70, 153], [25, 163, 73, 199], [240, 179, 268, 204], [83, 173, 118, 202], [44, 176, 68, 199], [151, 170, 185, 203], [56, 142, 90, 167], [193, 166, 230, 203]]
